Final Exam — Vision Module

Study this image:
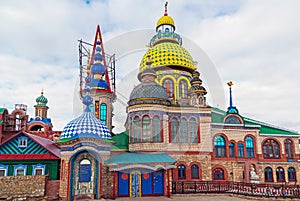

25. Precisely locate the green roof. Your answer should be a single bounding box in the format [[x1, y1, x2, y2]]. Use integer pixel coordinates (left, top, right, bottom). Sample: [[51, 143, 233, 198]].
[[0, 108, 6, 114], [111, 131, 129, 151], [212, 108, 299, 136], [104, 152, 176, 165], [0, 120, 3, 123]]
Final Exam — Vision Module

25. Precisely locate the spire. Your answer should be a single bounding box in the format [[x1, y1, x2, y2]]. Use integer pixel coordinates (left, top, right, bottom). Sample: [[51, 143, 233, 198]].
[[227, 81, 239, 114], [89, 25, 111, 91], [164, 2, 168, 16], [83, 73, 93, 112]]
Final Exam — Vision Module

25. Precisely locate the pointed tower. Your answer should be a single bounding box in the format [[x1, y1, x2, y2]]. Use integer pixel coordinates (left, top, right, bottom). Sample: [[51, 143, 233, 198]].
[[34, 90, 49, 118], [188, 71, 207, 107], [88, 25, 116, 131], [226, 81, 239, 114]]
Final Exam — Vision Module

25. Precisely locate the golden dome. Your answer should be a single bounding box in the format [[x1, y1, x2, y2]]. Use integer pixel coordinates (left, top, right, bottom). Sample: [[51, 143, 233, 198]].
[[139, 42, 196, 73], [156, 15, 175, 29]]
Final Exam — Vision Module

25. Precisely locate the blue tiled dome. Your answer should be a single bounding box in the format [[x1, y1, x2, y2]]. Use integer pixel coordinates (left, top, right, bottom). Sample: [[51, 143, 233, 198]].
[[128, 82, 171, 106], [59, 112, 111, 142]]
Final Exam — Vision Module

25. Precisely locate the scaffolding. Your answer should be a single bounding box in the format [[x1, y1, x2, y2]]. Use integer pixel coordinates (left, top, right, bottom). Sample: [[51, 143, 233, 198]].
[[78, 39, 116, 98]]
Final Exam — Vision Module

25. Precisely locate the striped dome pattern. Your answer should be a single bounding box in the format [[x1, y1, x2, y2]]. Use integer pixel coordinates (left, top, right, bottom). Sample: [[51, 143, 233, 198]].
[[59, 112, 111, 142]]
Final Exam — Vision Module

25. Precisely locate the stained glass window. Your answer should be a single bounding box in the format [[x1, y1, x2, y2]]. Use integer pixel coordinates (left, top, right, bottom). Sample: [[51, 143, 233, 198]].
[[264, 167, 273, 182], [179, 80, 188, 99], [189, 118, 198, 143], [142, 116, 151, 142], [288, 167, 296, 181], [152, 116, 161, 142], [178, 164, 186, 179], [214, 136, 226, 157], [191, 164, 199, 179], [100, 103, 107, 125], [133, 116, 140, 143], [229, 142, 235, 158], [171, 118, 179, 143], [213, 168, 224, 180], [163, 79, 174, 98], [180, 118, 188, 143], [246, 137, 254, 158], [276, 167, 285, 182]]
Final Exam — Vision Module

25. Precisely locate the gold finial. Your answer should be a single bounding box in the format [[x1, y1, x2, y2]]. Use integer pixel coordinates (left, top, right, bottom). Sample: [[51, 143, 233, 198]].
[[164, 2, 168, 16], [87, 49, 91, 73], [227, 81, 233, 88]]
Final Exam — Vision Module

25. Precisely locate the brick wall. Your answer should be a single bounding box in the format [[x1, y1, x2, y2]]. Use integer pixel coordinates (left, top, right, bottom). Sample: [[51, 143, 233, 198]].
[[0, 175, 46, 199], [45, 180, 60, 198]]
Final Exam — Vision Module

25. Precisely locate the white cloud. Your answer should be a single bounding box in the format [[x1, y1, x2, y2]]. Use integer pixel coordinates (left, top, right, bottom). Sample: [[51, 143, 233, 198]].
[[0, 0, 299, 133]]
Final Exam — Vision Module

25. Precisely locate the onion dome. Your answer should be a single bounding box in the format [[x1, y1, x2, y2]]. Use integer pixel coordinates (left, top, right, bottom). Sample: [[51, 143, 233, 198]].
[[129, 55, 171, 106], [59, 73, 111, 143], [128, 82, 170, 106], [36, 90, 48, 106], [156, 2, 175, 30], [139, 42, 196, 73]]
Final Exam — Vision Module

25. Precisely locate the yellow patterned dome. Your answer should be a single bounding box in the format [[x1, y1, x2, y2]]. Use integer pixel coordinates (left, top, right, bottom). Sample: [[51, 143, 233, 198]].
[[156, 15, 175, 29], [139, 42, 196, 73]]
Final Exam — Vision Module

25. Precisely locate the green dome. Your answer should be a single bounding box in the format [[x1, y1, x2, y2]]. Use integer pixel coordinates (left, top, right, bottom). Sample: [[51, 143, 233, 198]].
[[36, 91, 48, 106], [139, 42, 196, 73]]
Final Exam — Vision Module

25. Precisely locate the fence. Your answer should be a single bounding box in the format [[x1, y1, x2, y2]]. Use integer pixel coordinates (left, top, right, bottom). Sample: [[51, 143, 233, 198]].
[[172, 181, 300, 199]]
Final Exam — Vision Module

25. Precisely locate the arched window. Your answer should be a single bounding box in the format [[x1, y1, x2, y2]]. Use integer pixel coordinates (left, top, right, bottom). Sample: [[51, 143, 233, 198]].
[[264, 167, 273, 182], [213, 168, 224, 180], [178, 164, 186, 179], [152, 116, 161, 142], [238, 143, 244, 158], [288, 167, 296, 181], [79, 159, 91, 182], [229, 142, 235, 158], [171, 118, 179, 143], [133, 116, 140, 143], [163, 79, 174, 98], [179, 80, 188, 99], [214, 136, 226, 157], [189, 118, 198, 143], [263, 139, 280, 159], [128, 118, 133, 143], [246, 137, 254, 158], [284, 139, 293, 160], [276, 167, 285, 182], [142, 116, 150, 142], [100, 103, 107, 125], [180, 118, 188, 143], [191, 164, 199, 179]]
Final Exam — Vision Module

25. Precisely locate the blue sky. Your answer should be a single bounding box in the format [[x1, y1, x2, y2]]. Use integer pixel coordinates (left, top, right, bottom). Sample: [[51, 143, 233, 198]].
[[0, 0, 299, 133]]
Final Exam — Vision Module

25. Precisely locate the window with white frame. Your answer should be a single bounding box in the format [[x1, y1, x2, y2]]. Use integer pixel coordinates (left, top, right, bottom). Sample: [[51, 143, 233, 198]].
[[14, 164, 27, 176], [0, 165, 8, 177], [32, 164, 46, 175], [18, 136, 28, 148]]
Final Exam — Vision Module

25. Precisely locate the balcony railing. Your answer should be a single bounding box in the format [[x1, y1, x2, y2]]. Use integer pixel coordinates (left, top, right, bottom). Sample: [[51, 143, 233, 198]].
[[172, 181, 300, 199]]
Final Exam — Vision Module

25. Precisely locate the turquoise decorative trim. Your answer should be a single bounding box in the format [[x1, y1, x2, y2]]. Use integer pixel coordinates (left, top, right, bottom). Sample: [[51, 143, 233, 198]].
[[14, 164, 27, 176], [18, 136, 28, 148], [0, 134, 49, 154], [0, 164, 8, 176], [32, 164, 46, 175]]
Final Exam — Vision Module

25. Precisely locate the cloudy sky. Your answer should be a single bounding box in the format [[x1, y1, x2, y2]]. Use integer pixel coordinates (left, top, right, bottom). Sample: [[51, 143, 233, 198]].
[[0, 0, 299, 134]]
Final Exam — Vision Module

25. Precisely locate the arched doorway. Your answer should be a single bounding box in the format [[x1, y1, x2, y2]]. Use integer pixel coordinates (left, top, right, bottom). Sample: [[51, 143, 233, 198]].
[[70, 151, 100, 200]]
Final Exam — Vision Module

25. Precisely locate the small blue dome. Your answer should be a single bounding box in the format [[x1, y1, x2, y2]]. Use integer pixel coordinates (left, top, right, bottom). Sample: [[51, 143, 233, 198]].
[[94, 53, 103, 61], [91, 63, 106, 75], [90, 79, 108, 89], [59, 112, 111, 142], [96, 46, 102, 52]]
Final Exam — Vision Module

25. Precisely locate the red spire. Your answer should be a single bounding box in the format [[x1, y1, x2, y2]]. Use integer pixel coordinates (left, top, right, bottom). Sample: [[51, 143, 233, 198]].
[[164, 2, 168, 16], [90, 25, 112, 93]]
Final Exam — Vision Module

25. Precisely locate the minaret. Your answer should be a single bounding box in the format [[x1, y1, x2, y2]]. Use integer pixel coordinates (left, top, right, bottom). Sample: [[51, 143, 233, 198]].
[[227, 81, 239, 114], [88, 25, 116, 131], [34, 90, 49, 118]]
